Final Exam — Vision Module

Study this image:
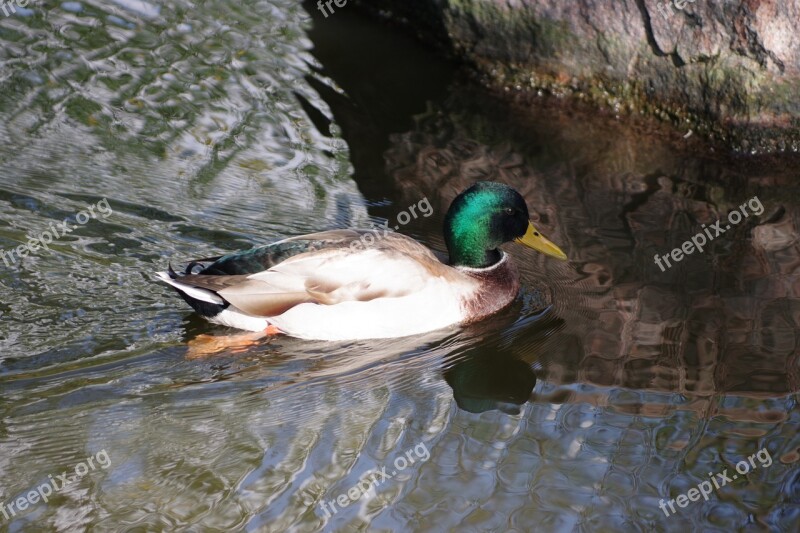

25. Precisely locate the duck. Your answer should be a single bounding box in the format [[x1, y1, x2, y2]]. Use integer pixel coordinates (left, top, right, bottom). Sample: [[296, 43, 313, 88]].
[[156, 181, 568, 341]]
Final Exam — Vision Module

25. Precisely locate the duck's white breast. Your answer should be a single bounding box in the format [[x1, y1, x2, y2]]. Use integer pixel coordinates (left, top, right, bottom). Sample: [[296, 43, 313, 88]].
[[269, 277, 471, 340]]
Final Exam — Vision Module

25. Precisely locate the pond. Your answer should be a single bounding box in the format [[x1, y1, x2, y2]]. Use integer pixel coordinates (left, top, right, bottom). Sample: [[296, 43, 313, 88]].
[[0, 0, 798, 531]]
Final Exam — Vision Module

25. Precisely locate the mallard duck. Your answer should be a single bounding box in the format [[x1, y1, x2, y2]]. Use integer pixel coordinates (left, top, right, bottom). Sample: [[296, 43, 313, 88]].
[[156, 181, 567, 340]]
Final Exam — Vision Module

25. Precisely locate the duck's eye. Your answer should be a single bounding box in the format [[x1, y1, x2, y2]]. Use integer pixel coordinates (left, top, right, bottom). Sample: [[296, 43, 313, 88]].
[[504, 207, 515, 215]]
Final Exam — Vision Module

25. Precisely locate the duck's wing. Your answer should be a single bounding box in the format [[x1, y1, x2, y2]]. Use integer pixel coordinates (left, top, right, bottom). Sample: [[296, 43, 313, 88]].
[[195, 229, 367, 275], [161, 232, 466, 317]]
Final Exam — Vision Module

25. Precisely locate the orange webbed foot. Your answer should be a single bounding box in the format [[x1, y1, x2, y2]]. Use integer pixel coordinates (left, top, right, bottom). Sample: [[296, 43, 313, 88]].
[[186, 330, 268, 359]]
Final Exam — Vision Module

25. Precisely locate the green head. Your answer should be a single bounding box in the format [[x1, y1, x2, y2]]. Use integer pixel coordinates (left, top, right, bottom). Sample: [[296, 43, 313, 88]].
[[443, 182, 568, 268]]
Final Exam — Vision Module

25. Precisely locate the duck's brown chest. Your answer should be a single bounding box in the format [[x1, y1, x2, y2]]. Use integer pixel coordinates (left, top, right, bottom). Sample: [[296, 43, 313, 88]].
[[460, 257, 520, 323]]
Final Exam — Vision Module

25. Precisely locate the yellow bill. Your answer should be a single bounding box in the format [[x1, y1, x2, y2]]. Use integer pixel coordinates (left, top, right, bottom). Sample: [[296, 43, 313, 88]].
[[514, 222, 568, 260]]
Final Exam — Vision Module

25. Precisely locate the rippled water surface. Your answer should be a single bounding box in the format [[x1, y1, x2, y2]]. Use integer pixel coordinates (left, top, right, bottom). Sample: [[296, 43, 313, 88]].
[[1, 1, 799, 531]]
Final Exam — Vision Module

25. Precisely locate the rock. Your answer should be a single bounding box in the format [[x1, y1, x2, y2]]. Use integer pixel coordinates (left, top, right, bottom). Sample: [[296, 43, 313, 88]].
[[351, 0, 800, 153]]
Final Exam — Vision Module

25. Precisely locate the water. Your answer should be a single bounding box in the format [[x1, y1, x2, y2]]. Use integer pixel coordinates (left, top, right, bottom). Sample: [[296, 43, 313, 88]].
[[1, 1, 799, 531]]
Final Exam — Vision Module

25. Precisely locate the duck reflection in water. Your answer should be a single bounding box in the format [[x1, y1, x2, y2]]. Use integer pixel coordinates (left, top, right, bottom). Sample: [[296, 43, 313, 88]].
[[443, 346, 537, 414], [442, 297, 566, 414]]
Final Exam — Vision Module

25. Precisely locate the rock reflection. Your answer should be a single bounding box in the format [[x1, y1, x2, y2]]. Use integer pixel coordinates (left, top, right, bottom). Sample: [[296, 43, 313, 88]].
[[381, 84, 800, 402]]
